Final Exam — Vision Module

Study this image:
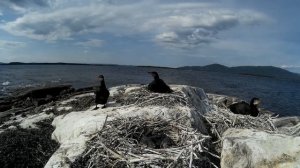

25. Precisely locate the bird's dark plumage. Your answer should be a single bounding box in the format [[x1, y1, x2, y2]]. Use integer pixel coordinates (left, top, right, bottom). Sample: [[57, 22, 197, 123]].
[[95, 75, 110, 107], [228, 98, 260, 117], [147, 72, 173, 93]]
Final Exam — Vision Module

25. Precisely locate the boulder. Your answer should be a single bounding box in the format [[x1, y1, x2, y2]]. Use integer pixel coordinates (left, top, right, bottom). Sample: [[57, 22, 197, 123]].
[[221, 128, 300, 168], [273, 116, 300, 136], [273, 116, 300, 128]]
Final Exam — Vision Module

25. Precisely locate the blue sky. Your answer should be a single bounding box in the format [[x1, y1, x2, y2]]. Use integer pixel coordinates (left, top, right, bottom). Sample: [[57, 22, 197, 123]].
[[0, 0, 300, 68]]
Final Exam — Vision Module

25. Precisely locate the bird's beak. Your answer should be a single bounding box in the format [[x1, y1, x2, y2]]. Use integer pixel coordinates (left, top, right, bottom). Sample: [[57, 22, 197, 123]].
[[254, 100, 261, 105]]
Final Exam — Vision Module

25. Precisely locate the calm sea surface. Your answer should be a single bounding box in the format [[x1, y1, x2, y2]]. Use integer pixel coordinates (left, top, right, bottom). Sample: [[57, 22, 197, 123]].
[[1, 65, 299, 116]]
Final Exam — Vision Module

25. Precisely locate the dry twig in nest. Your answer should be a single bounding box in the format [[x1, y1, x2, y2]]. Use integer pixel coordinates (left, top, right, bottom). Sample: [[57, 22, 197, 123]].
[[72, 116, 218, 168], [116, 87, 188, 108], [203, 107, 278, 154]]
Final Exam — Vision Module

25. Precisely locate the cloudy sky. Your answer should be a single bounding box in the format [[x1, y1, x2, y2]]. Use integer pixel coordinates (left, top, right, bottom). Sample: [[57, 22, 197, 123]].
[[0, 0, 299, 68]]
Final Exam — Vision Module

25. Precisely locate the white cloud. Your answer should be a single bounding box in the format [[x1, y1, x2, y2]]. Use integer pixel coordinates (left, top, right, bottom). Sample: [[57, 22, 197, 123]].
[[0, 40, 25, 49], [0, 0, 51, 8], [1, 4, 133, 41], [281, 65, 300, 68], [149, 9, 268, 48], [1, 1, 269, 48], [155, 32, 178, 43], [76, 39, 103, 48], [0, 0, 52, 13]]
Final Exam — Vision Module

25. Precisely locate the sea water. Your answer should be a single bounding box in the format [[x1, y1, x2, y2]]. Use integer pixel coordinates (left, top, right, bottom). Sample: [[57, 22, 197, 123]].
[[0, 65, 299, 116]]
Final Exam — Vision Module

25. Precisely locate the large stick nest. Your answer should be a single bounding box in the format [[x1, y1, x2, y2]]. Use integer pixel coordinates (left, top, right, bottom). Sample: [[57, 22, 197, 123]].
[[114, 87, 188, 108], [203, 104, 278, 154], [72, 116, 219, 168]]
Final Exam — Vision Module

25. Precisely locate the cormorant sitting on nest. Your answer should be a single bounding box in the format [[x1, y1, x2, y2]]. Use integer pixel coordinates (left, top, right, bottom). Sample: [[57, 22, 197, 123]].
[[95, 75, 110, 109], [147, 71, 173, 93], [228, 97, 260, 117]]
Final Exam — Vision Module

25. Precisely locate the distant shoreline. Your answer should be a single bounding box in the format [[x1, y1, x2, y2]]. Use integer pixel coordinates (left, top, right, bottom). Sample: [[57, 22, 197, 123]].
[[0, 62, 176, 69], [1, 62, 299, 79], [0, 62, 121, 66]]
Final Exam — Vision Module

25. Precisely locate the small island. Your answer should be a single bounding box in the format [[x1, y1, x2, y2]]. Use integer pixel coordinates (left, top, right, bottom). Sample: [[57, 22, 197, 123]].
[[0, 84, 299, 167], [1, 0, 300, 167]]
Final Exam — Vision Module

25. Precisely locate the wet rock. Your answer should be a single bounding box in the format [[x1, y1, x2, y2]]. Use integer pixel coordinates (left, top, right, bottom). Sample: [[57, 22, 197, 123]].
[[0, 104, 11, 112], [75, 86, 95, 93], [13, 85, 73, 99], [0, 85, 74, 112], [0, 99, 12, 112]]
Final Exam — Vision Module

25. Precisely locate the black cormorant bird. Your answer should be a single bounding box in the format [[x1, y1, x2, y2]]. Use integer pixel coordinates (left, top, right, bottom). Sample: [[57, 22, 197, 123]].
[[95, 75, 110, 109], [147, 71, 173, 93], [228, 97, 260, 117]]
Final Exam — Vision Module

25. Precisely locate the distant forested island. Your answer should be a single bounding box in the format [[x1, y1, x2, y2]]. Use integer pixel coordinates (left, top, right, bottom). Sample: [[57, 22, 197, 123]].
[[179, 64, 300, 80]]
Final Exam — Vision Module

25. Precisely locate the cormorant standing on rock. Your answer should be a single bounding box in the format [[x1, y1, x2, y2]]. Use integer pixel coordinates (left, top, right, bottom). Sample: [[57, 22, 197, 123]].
[[95, 75, 110, 109], [147, 71, 173, 93], [228, 97, 260, 117]]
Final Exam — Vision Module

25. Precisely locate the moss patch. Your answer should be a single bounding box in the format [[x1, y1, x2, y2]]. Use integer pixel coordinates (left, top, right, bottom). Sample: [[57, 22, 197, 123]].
[[0, 119, 59, 168]]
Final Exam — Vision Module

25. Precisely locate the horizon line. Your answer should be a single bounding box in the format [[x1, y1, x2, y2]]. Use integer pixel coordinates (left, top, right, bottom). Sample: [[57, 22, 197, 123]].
[[0, 61, 292, 69]]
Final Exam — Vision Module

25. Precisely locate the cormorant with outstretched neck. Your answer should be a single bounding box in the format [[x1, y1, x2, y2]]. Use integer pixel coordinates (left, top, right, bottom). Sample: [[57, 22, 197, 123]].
[[147, 71, 173, 93], [228, 97, 260, 117], [95, 75, 110, 109]]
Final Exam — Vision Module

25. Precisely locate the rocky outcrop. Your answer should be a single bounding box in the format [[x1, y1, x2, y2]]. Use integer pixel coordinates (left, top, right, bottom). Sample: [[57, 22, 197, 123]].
[[0, 85, 74, 112], [221, 128, 300, 168], [0, 85, 75, 125], [45, 85, 300, 168], [45, 85, 211, 168], [206, 93, 300, 168], [1, 84, 299, 168]]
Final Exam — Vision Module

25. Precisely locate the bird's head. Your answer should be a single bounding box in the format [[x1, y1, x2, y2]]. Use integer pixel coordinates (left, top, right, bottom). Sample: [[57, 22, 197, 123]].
[[98, 75, 104, 81], [251, 97, 261, 106], [148, 71, 159, 79]]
